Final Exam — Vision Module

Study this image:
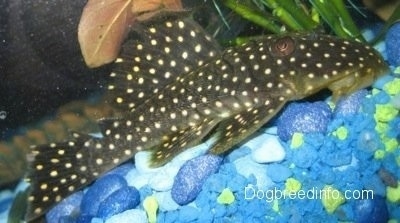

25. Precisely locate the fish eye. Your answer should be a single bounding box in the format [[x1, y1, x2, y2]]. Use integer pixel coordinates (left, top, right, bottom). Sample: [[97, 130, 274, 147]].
[[270, 36, 295, 57]]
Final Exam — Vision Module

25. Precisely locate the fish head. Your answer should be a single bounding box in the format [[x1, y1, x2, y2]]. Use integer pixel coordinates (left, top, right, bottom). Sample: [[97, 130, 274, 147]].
[[255, 33, 389, 101]]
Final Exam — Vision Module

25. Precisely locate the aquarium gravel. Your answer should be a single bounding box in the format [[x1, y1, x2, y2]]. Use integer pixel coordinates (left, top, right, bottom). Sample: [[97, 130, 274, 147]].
[[1, 23, 400, 223]]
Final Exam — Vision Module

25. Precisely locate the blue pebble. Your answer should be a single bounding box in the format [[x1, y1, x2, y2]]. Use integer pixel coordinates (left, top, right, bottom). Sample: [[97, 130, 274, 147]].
[[361, 97, 376, 114], [356, 129, 382, 153], [388, 117, 400, 138], [227, 174, 248, 192], [46, 191, 83, 223], [277, 102, 332, 141], [97, 186, 140, 219], [91, 218, 104, 223], [58, 216, 76, 223], [197, 209, 214, 222], [76, 214, 95, 223], [194, 191, 211, 207], [105, 209, 147, 223], [373, 74, 394, 90], [353, 196, 389, 223], [373, 90, 391, 104], [381, 155, 400, 178], [323, 146, 352, 167], [385, 22, 400, 66], [334, 90, 368, 117], [390, 204, 400, 220], [203, 174, 226, 193], [80, 174, 127, 216], [163, 210, 178, 223], [336, 203, 354, 221], [171, 155, 223, 205], [362, 174, 386, 197], [214, 205, 226, 217], [266, 164, 292, 182], [311, 162, 335, 184], [154, 191, 180, 211], [292, 146, 318, 168], [289, 210, 302, 223], [225, 146, 251, 162], [178, 206, 200, 222]]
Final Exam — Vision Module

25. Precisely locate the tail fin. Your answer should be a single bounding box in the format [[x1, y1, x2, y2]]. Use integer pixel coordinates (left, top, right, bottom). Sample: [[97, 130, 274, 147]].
[[24, 133, 129, 221]]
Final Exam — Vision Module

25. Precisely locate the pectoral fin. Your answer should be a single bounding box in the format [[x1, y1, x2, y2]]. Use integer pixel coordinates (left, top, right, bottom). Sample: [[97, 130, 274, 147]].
[[150, 119, 219, 167], [208, 100, 286, 155]]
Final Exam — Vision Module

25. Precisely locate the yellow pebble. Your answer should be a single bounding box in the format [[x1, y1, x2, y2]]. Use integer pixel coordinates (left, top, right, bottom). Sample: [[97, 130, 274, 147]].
[[321, 185, 345, 214], [333, 126, 348, 140], [290, 132, 304, 149], [374, 104, 399, 123], [372, 88, 381, 95], [143, 196, 158, 223], [375, 121, 389, 134], [387, 182, 400, 203], [217, 188, 235, 204], [383, 138, 399, 152], [384, 78, 400, 95], [374, 149, 386, 159], [272, 199, 280, 212], [284, 178, 302, 195]]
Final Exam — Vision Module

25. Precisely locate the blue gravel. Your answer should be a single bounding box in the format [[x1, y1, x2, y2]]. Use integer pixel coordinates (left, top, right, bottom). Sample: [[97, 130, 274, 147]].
[[105, 209, 147, 223], [353, 196, 389, 223], [80, 174, 127, 216], [46, 191, 83, 223], [266, 164, 292, 182], [291, 145, 318, 168], [171, 154, 223, 205], [277, 101, 332, 141], [97, 186, 140, 219], [386, 22, 400, 66], [334, 90, 368, 117], [177, 206, 200, 222], [76, 214, 95, 223]]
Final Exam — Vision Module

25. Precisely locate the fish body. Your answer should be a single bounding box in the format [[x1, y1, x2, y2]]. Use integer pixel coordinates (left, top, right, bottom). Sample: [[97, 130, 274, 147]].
[[25, 13, 388, 221]]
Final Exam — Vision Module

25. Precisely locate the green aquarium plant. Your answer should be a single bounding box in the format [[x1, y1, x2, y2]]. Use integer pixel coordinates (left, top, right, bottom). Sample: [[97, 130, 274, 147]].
[[219, 0, 400, 44]]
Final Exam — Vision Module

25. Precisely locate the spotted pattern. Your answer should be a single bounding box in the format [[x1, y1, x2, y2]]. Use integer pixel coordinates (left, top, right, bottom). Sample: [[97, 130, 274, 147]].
[[25, 14, 388, 221], [106, 14, 221, 112]]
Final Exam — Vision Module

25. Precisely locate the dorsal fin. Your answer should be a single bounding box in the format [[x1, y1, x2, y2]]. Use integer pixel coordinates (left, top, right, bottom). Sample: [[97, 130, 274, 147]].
[[104, 13, 222, 112]]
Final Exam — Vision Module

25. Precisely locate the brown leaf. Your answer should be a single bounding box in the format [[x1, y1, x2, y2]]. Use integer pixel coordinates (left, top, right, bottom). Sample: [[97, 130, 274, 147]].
[[78, 0, 134, 68], [78, 0, 184, 68], [134, 0, 184, 21]]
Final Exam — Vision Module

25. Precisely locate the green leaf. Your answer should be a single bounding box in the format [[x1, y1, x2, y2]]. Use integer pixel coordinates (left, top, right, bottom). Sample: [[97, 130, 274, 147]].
[[222, 0, 282, 33]]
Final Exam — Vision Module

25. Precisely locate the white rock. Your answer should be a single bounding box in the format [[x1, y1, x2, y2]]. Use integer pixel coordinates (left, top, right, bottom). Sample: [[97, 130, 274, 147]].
[[262, 126, 278, 135], [105, 209, 147, 223], [248, 133, 286, 163], [154, 191, 180, 211], [132, 141, 213, 191], [148, 170, 175, 191], [233, 155, 273, 190], [126, 171, 151, 189]]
